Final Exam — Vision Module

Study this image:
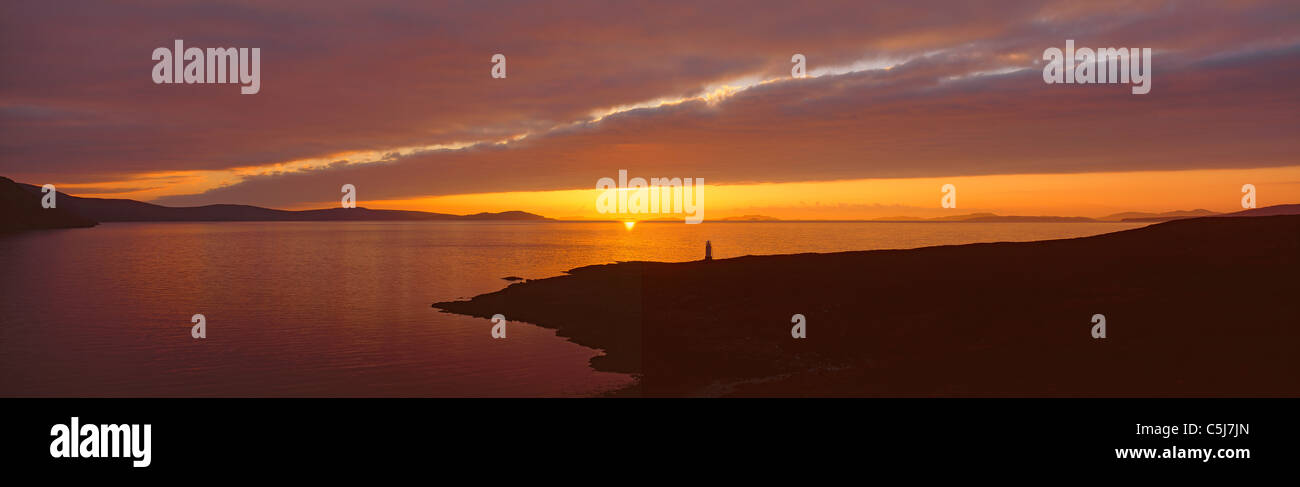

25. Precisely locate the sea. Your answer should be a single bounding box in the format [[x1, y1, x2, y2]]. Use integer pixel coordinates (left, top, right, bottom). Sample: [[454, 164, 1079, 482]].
[[0, 220, 1145, 396]]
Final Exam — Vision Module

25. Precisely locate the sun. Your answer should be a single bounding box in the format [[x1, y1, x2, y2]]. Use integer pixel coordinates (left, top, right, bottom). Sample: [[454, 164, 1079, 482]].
[[623, 220, 636, 230]]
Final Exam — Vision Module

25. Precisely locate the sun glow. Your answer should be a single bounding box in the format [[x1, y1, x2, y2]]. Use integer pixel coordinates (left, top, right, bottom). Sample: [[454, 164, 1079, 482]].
[[354, 166, 1300, 221]]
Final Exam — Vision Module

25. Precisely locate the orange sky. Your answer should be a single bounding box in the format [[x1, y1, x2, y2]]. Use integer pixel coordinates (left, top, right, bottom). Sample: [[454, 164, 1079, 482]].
[[4, 1, 1298, 217], [284, 166, 1299, 220]]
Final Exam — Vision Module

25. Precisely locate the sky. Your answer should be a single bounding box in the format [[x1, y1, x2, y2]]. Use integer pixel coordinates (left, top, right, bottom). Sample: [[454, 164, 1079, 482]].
[[2, 0, 1298, 219]]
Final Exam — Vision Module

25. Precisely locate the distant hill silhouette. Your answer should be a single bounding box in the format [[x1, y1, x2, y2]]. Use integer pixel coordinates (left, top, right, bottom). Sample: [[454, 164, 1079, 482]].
[[0, 177, 97, 232], [456, 211, 552, 221], [1223, 204, 1300, 217], [5, 179, 549, 223], [870, 207, 1294, 223], [956, 214, 1096, 223], [719, 215, 781, 221], [874, 212, 1098, 222], [1106, 209, 1219, 222]]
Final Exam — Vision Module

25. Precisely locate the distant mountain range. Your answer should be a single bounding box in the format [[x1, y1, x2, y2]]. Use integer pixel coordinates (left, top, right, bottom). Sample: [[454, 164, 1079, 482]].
[[5, 176, 1298, 232], [867, 208, 1300, 222], [1, 176, 548, 232], [1098, 209, 1220, 222], [869, 211, 1212, 222], [872, 212, 1098, 222]]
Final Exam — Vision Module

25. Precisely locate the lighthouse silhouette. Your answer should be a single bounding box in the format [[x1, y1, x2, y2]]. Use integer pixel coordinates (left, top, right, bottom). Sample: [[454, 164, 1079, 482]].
[[705, 240, 713, 261]]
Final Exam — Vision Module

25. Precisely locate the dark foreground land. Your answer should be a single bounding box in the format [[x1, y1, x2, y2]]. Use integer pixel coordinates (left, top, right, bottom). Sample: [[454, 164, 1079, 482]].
[[0, 176, 97, 231], [435, 215, 1300, 397]]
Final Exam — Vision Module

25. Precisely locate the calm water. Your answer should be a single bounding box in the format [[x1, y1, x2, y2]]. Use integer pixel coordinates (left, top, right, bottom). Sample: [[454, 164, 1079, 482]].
[[0, 220, 1144, 397]]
